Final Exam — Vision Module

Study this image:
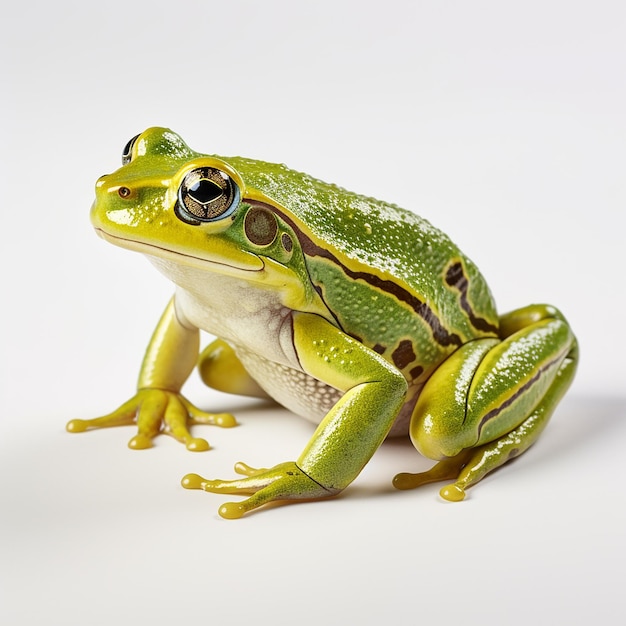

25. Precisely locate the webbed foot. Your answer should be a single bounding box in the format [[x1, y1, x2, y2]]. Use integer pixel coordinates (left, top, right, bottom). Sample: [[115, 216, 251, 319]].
[[67, 389, 237, 451], [182, 461, 338, 519]]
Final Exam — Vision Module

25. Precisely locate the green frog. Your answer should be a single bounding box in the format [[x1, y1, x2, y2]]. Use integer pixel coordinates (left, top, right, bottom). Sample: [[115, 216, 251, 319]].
[[67, 128, 578, 518]]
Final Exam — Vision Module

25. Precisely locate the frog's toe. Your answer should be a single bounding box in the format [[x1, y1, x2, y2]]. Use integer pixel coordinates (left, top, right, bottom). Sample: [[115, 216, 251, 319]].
[[128, 433, 154, 450], [439, 483, 466, 502], [181, 472, 254, 494], [187, 409, 238, 429], [234, 461, 268, 477], [66, 407, 137, 433], [213, 413, 237, 428], [66, 419, 88, 433], [218, 502, 247, 520], [392, 472, 426, 490], [185, 437, 210, 452], [215, 484, 310, 519], [181, 473, 205, 490], [217, 493, 273, 519], [182, 462, 278, 494], [393, 452, 472, 491]]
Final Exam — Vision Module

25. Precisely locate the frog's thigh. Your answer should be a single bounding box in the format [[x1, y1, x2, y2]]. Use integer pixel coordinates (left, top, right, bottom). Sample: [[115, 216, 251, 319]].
[[198, 339, 268, 398], [439, 352, 577, 501], [410, 315, 576, 462]]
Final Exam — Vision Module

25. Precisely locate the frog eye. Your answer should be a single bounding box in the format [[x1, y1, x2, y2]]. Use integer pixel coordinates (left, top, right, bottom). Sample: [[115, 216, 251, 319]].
[[175, 167, 240, 224], [121, 134, 140, 165]]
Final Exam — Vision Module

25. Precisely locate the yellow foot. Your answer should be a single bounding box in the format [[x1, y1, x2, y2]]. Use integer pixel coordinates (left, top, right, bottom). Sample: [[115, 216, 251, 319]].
[[181, 461, 337, 519], [66, 390, 237, 451]]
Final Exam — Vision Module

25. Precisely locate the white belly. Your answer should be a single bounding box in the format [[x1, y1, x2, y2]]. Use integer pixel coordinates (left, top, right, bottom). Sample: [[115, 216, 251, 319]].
[[147, 254, 412, 436], [233, 344, 343, 423]]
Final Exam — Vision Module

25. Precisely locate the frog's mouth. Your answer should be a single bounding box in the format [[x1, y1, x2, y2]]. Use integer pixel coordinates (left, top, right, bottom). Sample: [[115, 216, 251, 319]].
[[94, 228, 265, 276]]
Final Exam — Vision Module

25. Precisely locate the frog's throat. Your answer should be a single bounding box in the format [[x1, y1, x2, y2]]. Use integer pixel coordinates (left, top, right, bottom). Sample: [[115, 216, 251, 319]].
[[94, 228, 265, 275]]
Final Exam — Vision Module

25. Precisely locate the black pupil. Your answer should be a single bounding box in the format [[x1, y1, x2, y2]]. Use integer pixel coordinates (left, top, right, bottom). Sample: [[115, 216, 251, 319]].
[[189, 179, 223, 204]]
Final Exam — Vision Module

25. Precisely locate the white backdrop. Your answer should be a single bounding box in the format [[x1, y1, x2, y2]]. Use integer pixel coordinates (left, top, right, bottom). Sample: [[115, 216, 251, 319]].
[[2, 1, 625, 625]]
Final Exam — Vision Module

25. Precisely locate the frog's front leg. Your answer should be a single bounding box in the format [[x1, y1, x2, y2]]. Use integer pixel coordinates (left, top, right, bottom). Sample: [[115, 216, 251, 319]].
[[67, 297, 236, 451], [394, 304, 578, 500], [183, 312, 408, 518]]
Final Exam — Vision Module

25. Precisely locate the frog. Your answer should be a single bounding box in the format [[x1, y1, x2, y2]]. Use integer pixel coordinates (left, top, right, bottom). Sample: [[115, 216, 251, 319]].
[[67, 127, 578, 519]]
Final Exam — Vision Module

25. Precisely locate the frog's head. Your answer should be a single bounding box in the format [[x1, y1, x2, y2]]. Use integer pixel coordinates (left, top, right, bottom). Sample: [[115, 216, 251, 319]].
[[92, 128, 315, 304]]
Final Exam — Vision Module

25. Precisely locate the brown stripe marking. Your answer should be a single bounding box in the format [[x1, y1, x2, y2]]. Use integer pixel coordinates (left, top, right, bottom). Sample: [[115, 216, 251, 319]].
[[445, 262, 499, 335], [244, 200, 464, 348], [476, 351, 567, 438]]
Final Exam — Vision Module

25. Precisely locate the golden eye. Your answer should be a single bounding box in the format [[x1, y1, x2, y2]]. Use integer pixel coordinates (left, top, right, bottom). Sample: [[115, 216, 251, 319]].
[[176, 167, 240, 224]]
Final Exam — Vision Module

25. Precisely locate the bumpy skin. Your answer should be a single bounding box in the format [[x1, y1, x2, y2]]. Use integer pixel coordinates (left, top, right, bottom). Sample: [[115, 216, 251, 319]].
[[67, 128, 578, 518]]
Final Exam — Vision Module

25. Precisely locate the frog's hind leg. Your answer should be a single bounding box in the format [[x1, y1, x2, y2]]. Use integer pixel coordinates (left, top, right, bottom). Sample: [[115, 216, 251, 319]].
[[394, 304, 578, 500], [198, 339, 269, 399], [437, 358, 576, 501], [396, 354, 576, 500]]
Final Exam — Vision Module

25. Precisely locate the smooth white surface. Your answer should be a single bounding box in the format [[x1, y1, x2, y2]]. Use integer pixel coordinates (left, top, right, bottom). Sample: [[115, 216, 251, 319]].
[[2, 2, 625, 624]]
